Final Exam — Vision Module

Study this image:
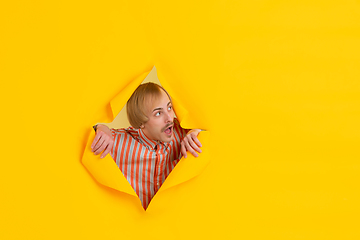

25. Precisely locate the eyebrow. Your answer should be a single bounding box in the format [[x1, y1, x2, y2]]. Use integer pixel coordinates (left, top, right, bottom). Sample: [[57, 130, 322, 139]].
[[152, 102, 172, 112]]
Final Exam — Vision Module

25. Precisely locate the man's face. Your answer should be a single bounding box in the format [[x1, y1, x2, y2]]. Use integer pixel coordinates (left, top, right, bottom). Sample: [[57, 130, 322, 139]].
[[141, 89, 175, 142]]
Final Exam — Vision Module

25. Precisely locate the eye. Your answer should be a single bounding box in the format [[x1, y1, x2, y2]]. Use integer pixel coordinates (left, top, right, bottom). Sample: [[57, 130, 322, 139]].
[[168, 106, 172, 111], [155, 112, 160, 116]]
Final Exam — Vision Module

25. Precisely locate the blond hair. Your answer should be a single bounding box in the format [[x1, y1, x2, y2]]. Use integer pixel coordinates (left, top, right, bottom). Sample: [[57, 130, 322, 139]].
[[126, 82, 172, 129]]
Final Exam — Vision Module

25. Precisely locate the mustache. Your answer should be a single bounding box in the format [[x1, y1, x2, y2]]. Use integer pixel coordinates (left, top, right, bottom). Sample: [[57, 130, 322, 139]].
[[162, 122, 174, 132]]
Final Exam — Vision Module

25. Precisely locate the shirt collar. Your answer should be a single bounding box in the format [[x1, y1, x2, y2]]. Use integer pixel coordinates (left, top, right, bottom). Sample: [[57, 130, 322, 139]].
[[138, 128, 158, 150]]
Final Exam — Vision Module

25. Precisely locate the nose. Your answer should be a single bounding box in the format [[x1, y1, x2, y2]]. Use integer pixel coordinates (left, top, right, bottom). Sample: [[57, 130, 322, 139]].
[[165, 110, 173, 123]]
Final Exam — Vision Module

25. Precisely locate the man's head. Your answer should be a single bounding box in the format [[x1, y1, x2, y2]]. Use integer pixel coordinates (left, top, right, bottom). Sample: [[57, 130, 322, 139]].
[[127, 82, 175, 142]]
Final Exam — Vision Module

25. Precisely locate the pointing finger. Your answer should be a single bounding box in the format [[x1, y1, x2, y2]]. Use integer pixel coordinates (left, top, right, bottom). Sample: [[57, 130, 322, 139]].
[[100, 144, 111, 159], [181, 141, 187, 158], [91, 133, 101, 149], [93, 137, 106, 154], [184, 138, 198, 157], [189, 136, 202, 153], [191, 133, 202, 148]]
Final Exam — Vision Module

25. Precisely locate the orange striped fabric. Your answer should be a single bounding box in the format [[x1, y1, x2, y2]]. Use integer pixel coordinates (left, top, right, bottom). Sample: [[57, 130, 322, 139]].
[[110, 118, 189, 209]]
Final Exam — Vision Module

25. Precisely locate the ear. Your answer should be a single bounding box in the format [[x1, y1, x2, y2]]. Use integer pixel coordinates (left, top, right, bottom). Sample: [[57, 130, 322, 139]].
[[139, 124, 144, 129]]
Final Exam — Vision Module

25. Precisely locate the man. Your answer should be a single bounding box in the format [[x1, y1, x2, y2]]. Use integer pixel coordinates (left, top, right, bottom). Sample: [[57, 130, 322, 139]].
[[91, 82, 202, 209]]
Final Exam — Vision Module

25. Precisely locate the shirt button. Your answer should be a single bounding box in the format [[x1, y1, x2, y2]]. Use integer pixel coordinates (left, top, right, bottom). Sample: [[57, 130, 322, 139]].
[[156, 182, 160, 186]]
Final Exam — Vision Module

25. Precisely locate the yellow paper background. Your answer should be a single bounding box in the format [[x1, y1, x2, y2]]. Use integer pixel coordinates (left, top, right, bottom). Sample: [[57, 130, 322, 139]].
[[1, 0, 360, 239]]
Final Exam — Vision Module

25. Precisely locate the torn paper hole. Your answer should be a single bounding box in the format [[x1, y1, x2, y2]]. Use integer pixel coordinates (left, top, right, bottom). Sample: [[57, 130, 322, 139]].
[[82, 66, 210, 210]]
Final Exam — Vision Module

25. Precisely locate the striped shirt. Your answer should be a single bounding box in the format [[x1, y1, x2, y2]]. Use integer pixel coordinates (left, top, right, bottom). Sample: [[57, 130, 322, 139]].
[[110, 118, 189, 209]]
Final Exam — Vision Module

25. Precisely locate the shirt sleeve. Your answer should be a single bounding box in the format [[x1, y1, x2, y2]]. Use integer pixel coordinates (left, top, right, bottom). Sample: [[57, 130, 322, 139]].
[[109, 128, 126, 160]]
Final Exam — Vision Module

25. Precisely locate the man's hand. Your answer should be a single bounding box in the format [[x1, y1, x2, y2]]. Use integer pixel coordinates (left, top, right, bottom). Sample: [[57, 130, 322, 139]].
[[181, 129, 202, 158], [91, 124, 114, 159]]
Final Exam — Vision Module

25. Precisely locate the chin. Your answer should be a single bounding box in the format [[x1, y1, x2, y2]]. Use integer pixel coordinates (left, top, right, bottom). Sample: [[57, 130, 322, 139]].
[[162, 135, 173, 143]]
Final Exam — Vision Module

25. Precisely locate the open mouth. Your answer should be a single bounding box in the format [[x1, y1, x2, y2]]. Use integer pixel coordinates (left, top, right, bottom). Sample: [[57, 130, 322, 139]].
[[164, 125, 173, 135]]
